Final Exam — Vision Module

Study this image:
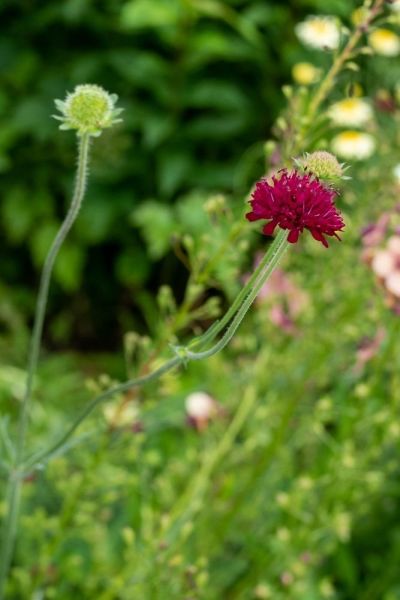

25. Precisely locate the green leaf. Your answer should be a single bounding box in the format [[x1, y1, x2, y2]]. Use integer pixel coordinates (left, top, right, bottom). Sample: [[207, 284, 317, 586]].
[[75, 196, 115, 244], [184, 80, 250, 111], [121, 0, 182, 29], [53, 243, 85, 292], [157, 151, 193, 197], [132, 201, 175, 259], [1, 186, 34, 243], [116, 246, 151, 286], [30, 223, 84, 291]]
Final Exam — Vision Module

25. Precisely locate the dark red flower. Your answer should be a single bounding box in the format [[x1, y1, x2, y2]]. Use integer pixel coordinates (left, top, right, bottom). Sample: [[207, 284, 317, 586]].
[[246, 170, 345, 247]]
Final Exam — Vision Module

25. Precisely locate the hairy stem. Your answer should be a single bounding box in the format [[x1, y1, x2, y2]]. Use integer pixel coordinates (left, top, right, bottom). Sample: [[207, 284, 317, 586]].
[[0, 134, 91, 599]]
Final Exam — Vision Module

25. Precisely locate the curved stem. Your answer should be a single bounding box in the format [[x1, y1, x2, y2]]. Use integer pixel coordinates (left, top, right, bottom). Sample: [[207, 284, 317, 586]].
[[23, 230, 289, 474], [186, 229, 288, 360], [19, 134, 90, 462], [188, 230, 283, 350], [23, 356, 182, 472], [0, 134, 91, 599]]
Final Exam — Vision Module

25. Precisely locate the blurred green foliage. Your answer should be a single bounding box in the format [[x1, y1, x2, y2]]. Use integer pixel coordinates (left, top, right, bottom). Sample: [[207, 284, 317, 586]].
[[0, 0, 361, 348], [3, 167, 400, 598], [2, 1, 400, 598]]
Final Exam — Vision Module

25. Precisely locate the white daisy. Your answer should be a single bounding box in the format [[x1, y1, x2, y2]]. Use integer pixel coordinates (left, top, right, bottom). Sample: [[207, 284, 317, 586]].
[[295, 16, 341, 51], [331, 131, 376, 160], [328, 98, 373, 127], [369, 28, 400, 56]]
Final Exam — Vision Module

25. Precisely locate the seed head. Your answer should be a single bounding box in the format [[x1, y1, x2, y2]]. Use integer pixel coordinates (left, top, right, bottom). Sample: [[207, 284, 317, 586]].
[[53, 84, 123, 136], [294, 151, 349, 185]]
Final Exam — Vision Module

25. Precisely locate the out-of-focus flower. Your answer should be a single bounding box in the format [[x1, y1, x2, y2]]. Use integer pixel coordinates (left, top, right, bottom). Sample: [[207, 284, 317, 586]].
[[389, 0, 400, 12], [386, 271, 400, 296], [295, 151, 348, 185], [269, 305, 295, 333], [367, 233, 400, 313], [369, 28, 400, 56], [280, 571, 294, 586], [244, 264, 308, 335], [361, 213, 391, 248], [246, 170, 344, 247], [328, 98, 373, 127], [387, 235, 400, 254], [331, 131, 376, 160], [295, 16, 341, 51], [355, 328, 386, 373], [185, 391, 217, 431], [103, 400, 139, 429], [53, 84, 123, 136], [253, 583, 272, 599], [371, 250, 396, 278], [374, 89, 397, 113], [292, 62, 321, 85], [393, 164, 400, 184]]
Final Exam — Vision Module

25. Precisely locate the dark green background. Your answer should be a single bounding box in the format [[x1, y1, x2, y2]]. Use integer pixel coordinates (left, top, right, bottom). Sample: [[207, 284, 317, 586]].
[[0, 0, 359, 351]]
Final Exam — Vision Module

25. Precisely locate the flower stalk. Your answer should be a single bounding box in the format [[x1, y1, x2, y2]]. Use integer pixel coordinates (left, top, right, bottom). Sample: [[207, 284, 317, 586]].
[[0, 134, 91, 599], [22, 229, 289, 475]]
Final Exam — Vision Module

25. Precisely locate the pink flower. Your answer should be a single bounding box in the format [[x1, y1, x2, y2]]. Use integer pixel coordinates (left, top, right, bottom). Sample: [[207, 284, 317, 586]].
[[246, 170, 345, 247], [367, 232, 400, 313], [361, 213, 390, 248], [244, 264, 308, 335], [355, 328, 386, 373]]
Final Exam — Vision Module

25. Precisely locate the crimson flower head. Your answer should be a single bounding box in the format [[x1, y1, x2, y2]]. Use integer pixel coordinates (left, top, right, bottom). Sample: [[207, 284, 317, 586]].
[[246, 169, 345, 247]]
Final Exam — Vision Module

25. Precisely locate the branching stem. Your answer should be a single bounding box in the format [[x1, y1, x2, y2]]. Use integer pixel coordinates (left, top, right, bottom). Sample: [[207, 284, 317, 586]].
[[23, 230, 289, 475]]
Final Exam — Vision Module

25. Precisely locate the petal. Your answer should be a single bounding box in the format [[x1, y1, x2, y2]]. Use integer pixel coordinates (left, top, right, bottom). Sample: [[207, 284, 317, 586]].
[[287, 229, 300, 244], [262, 220, 278, 236], [246, 211, 260, 222], [310, 228, 329, 247]]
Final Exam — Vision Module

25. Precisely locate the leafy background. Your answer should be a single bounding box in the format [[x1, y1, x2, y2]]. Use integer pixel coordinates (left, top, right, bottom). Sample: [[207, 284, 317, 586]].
[[0, 0, 359, 350], [2, 1, 400, 599]]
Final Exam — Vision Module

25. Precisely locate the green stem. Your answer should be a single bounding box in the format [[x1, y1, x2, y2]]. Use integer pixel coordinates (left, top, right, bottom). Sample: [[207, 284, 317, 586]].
[[162, 384, 258, 547], [0, 134, 91, 599], [23, 230, 289, 474], [187, 229, 288, 360], [188, 227, 282, 350], [23, 355, 182, 473]]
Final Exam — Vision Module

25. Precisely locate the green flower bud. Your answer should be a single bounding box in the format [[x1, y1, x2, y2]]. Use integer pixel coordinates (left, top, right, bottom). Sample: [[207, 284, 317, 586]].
[[53, 84, 123, 136], [294, 151, 350, 184]]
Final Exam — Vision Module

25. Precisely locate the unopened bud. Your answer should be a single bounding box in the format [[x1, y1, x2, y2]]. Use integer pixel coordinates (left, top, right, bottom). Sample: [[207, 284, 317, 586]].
[[53, 84, 123, 136], [294, 151, 349, 184]]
